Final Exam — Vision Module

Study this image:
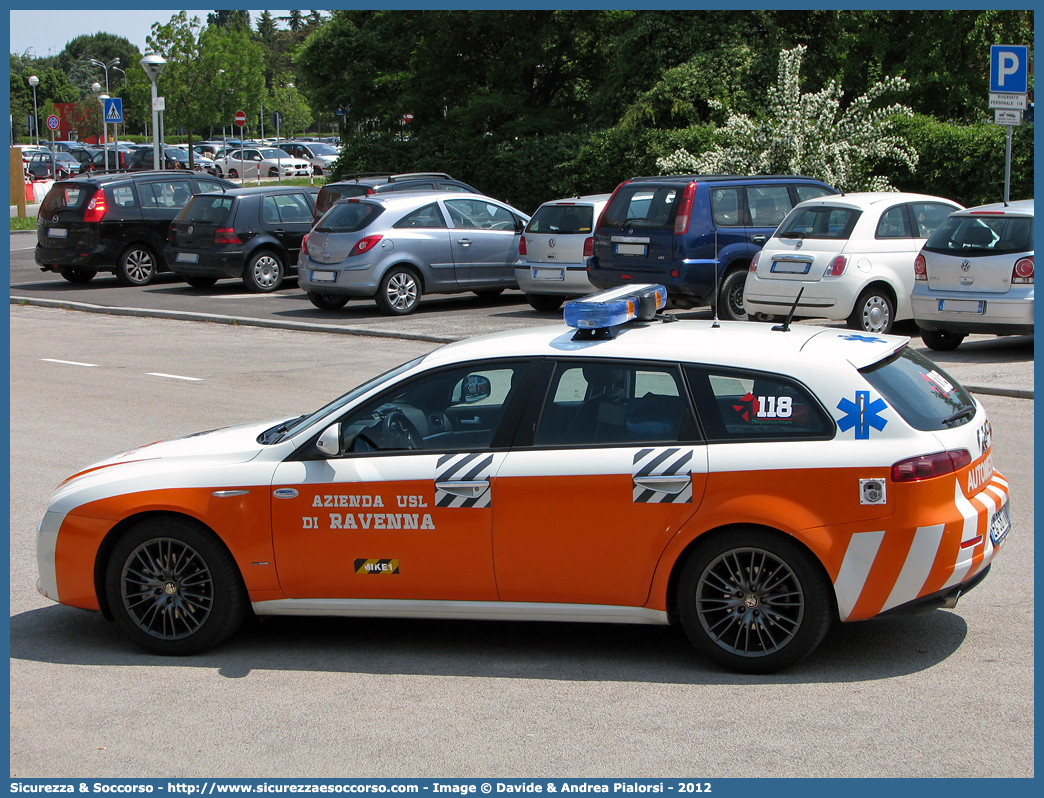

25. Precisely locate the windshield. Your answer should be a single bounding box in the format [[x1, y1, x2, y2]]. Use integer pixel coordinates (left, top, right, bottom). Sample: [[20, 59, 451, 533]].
[[923, 214, 1033, 255], [261, 356, 426, 444], [777, 206, 860, 240], [860, 346, 975, 431]]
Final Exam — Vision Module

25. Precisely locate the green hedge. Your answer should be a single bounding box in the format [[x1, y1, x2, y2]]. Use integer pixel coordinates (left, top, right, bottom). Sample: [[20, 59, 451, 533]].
[[329, 117, 1032, 214]]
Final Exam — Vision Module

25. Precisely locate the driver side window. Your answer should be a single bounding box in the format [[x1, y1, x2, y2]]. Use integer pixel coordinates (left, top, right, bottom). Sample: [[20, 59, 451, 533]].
[[335, 362, 526, 454]]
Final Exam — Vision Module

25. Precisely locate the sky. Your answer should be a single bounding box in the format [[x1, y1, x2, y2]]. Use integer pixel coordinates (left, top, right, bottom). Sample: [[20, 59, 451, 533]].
[[10, 10, 292, 58]]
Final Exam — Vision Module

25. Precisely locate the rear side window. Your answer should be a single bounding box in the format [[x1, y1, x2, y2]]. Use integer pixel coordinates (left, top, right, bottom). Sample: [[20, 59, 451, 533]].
[[686, 367, 833, 442], [111, 185, 137, 209], [778, 206, 860, 240], [711, 188, 742, 227], [393, 203, 446, 229], [747, 186, 792, 227], [316, 201, 384, 233], [182, 195, 234, 225], [924, 215, 1033, 256], [263, 193, 313, 224], [41, 183, 90, 215], [601, 185, 679, 230], [140, 180, 193, 210], [195, 180, 228, 195], [526, 204, 594, 234], [911, 202, 958, 238], [795, 185, 834, 202], [860, 347, 975, 431], [875, 205, 912, 238]]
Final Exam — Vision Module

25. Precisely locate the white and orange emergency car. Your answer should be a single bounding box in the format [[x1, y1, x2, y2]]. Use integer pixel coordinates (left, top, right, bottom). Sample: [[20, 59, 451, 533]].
[[36, 285, 1010, 673]]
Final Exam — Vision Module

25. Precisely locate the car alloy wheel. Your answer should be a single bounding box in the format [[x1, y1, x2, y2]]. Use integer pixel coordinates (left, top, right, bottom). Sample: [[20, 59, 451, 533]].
[[116, 246, 157, 286], [376, 268, 421, 315]]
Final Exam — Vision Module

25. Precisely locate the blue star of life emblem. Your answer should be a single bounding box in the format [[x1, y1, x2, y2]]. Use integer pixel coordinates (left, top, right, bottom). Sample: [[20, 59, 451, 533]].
[[839, 334, 887, 343], [837, 391, 888, 439]]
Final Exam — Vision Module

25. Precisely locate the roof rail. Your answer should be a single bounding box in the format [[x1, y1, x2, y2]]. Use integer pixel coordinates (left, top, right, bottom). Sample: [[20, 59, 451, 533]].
[[338, 172, 395, 183], [388, 172, 452, 182]]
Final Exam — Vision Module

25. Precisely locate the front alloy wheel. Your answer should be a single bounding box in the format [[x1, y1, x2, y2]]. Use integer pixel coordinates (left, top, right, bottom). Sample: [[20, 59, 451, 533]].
[[116, 246, 157, 286]]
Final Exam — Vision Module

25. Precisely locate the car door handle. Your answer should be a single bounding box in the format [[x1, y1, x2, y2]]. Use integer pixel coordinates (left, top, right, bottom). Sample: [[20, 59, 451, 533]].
[[435, 480, 488, 498], [633, 476, 691, 495], [750, 234, 766, 243], [457, 238, 472, 246]]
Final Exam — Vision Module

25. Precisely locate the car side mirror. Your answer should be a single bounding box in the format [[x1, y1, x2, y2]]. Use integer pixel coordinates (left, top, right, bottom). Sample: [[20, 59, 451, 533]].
[[316, 423, 341, 457], [452, 374, 492, 404]]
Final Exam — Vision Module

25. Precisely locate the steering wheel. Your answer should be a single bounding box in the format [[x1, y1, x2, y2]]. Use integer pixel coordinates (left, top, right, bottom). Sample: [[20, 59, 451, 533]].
[[380, 410, 424, 450]]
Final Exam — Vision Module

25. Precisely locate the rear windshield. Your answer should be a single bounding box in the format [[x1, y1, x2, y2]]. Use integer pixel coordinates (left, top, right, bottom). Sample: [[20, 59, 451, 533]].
[[315, 201, 384, 233], [777, 206, 860, 240], [40, 183, 92, 215], [600, 185, 679, 230], [181, 195, 235, 225], [316, 185, 368, 216], [860, 347, 975, 431], [923, 214, 1033, 256], [527, 204, 595, 234]]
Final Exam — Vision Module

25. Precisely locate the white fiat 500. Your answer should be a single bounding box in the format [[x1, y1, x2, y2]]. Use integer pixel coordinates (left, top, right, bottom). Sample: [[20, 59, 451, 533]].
[[36, 285, 1009, 673], [743, 193, 962, 333], [912, 200, 1034, 351]]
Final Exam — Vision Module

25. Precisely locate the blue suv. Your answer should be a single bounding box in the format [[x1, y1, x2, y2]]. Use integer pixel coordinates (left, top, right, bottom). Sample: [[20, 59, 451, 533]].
[[588, 175, 838, 319]]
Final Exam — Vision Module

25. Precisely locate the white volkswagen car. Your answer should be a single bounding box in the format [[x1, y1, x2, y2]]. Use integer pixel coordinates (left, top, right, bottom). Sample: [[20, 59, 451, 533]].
[[911, 200, 1034, 350], [743, 193, 962, 333]]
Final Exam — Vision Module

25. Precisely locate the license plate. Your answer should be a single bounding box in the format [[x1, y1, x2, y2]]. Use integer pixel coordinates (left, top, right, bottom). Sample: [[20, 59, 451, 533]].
[[771, 258, 812, 274], [615, 243, 647, 256], [533, 268, 564, 281], [47, 228, 68, 238], [989, 503, 1011, 545], [939, 299, 985, 314], [176, 252, 199, 263], [311, 271, 337, 282]]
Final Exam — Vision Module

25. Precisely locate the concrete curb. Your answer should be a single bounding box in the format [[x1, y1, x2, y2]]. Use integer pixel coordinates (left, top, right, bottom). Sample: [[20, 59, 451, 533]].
[[11, 294, 1033, 399]]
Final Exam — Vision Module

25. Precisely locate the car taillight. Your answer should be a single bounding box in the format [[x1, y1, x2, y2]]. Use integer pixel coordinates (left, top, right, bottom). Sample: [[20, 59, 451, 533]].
[[749, 252, 761, 273], [891, 449, 971, 482], [365, 187, 375, 195], [349, 235, 383, 256], [215, 228, 242, 245], [519, 235, 527, 256], [1012, 256, 1033, 284], [82, 188, 107, 222], [914, 253, 927, 281], [673, 182, 697, 236], [301, 234, 309, 256], [583, 236, 593, 258], [826, 255, 847, 277]]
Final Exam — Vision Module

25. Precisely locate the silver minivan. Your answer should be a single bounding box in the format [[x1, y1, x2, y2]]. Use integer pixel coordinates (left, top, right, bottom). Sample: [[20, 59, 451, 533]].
[[514, 194, 610, 311]]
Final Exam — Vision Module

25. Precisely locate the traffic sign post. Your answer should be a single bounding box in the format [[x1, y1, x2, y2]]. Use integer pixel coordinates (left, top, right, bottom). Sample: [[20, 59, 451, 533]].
[[989, 45, 1030, 204], [103, 98, 123, 168], [234, 110, 247, 128], [46, 115, 59, 178]]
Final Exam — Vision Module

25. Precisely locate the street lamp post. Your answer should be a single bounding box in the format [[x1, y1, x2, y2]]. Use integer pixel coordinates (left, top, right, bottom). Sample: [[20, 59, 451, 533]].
[[28, 75, 39, 147], [140, 55, 167, 171], [91, 82, 109, 169], [90, 57, 120, 168]]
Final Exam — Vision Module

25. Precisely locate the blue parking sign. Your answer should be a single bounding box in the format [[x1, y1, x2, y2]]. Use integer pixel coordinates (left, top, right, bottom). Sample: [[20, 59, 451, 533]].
[[990, 45, 1029, 94], [103, 97, 124, 124]]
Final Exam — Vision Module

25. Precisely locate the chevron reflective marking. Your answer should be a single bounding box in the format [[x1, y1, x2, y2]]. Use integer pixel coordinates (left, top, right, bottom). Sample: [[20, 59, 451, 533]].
[[631, 447, 692, 503], [881, 524, 944, 612], [834, 529, 885, 620], [434, 452, 493, 508]]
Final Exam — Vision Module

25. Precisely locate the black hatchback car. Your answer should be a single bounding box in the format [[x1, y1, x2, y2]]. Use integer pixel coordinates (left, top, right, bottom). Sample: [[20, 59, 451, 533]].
[[165, 185, 319, 292], [313, 172, 480, 222], [35, 171, 235, 285]]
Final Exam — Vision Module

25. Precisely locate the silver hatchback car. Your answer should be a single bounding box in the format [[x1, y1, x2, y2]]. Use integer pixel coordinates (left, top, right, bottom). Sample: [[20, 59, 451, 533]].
[[514, 193, 611, 311], [911, 200, 1034, 350], [299, 192, 530, 315]]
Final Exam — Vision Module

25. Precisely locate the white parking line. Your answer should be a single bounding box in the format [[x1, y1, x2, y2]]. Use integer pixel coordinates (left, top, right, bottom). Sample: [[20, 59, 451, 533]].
[[147, 372, 203, 381], [41, 358, 98, 367]]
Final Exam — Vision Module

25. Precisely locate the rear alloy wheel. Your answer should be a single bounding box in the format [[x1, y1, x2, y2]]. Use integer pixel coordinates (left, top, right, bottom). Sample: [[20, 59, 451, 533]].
[[848, 288, 895, 334], [307, 291, 350, 311], [920, 328, 966, 351], [717, 269, 749, 321], [527, 294, 564, 312], [243, 251, 284, 293], [116, 245, 158, 286], [106, 517, 246, 655], [184, 276, 218, 289], [59, 267, 97, 283], [376, 267, 421, 315], [677, 528, 832, 674]]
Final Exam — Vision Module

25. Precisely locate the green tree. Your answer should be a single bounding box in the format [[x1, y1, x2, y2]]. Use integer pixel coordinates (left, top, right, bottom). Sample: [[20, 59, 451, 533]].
[[657, 46, 918, 191], [207, 10, 251, 31], [269, 74, 312, 138]]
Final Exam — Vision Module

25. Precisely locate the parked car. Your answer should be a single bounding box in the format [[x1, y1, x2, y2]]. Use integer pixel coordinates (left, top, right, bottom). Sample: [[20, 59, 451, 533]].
[[165, 185, 319, 293], [514, 193, 611, 311], [25, 150, 84, 179], [35, 284, 1010, 672], [35, 171, 235, 285], [213, 147, 312, 179], [911, 200, 1034, 350], [313, 172, 481, 223], [278, 141, 341, 176], [299, 191, 529, 314], [89, 146, 138, 172], [742, 193, 963, 333], [588, 175, 839, 320]]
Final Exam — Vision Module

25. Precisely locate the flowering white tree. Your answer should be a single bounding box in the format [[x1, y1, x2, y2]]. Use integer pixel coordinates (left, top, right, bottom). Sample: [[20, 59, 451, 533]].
[[656, 45, 918, 191]]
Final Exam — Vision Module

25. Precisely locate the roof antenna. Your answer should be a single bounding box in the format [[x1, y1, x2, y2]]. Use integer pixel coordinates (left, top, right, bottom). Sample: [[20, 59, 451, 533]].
[[711, 228, 720, 328], [772, 287, 804, 332]]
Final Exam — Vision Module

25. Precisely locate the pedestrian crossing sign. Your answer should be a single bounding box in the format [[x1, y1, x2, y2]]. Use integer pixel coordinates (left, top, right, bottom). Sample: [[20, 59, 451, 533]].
[[103, 98, 123, 124]]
